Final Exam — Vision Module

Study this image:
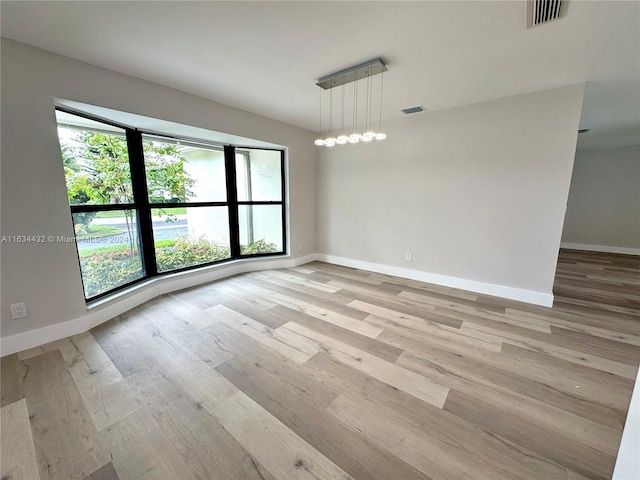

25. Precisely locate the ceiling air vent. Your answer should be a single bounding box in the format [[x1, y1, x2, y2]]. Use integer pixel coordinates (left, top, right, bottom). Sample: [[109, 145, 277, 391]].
[[527, 0, 567, 27], [401, 105, 424, 115]]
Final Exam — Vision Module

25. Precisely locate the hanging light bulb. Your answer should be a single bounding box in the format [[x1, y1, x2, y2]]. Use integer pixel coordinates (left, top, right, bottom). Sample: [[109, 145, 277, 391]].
[[361, 130, 375, 141], [362, 130, 376, 141], [361, 132, 374, 142]]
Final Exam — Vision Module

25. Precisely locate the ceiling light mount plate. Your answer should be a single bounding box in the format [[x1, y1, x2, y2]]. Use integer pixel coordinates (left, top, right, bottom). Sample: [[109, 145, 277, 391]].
[[316, 58, 387, 90]]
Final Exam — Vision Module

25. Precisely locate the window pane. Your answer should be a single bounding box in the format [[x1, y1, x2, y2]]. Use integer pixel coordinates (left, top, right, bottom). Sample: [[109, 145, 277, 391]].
[[153, 207, 230, 272], [143, 136, 226, 203], [56, 111, 134, 206], [239, 205, 283, 254], [236, 149, 282, 202], [74, 209, 143, 298]]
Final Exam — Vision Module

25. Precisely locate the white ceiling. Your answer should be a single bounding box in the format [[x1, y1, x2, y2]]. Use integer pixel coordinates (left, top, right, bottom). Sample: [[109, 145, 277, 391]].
[[1, 1, 638, 149]]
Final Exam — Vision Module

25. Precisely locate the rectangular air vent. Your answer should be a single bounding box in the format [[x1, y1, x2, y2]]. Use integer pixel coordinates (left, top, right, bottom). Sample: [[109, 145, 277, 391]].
[[527, 0, 567, 27], [401, 105, 424, 115]]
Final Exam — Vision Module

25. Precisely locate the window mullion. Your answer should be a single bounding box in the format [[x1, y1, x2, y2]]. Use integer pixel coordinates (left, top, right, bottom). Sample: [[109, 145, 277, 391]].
[[225, 145, 241, 258], [127, 130, 157, 276]]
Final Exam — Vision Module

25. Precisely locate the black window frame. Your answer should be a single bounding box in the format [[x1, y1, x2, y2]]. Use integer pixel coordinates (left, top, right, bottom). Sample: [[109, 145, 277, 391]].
[[234, 147, 287, 260], [56, 107, 287, 302]]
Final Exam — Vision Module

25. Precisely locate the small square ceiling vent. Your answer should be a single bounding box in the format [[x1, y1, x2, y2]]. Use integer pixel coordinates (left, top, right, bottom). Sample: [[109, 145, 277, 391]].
[[527, 0, 568, 27], [401, 105, 425, 115]]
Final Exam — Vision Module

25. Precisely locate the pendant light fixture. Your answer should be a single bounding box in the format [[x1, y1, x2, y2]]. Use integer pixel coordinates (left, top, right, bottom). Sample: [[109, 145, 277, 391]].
[[314, 58, 388, 147]]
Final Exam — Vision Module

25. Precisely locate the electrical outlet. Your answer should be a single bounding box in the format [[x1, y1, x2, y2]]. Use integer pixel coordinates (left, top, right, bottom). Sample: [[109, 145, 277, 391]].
[[298, 243, 303, 252], [405, 252, 412, 262], [10, 302, 28, 319]]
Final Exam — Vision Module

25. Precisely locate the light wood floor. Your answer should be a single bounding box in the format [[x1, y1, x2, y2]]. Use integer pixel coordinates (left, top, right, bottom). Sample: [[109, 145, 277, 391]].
[[2, 249, 639, 480]]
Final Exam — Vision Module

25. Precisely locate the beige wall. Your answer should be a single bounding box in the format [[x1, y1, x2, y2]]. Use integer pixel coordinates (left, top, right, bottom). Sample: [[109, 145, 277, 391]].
[[562, 145, 640, 249], [317, 84, 585, 297], [1, 39, 317, 338]]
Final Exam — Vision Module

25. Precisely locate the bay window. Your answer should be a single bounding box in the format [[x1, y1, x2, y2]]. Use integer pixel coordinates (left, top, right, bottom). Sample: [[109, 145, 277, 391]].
[[55, 109, 286, 301]]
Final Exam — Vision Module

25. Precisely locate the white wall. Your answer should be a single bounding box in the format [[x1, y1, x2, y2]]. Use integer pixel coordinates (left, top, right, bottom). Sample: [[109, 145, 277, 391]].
[[561, 145, 640, 252], [317, 84, 585, 301], [0, 38, 317, 340]]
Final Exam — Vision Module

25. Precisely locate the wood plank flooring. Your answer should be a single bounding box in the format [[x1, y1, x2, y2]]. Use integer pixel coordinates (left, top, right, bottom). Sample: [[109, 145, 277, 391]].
[[1, 249, 638, 480]]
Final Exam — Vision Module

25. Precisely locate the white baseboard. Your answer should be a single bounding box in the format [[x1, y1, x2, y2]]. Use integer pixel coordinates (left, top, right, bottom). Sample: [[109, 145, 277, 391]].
[[0, 254, 317, 357], [315, 254, 554, 307], [561, 242, 640, 256]]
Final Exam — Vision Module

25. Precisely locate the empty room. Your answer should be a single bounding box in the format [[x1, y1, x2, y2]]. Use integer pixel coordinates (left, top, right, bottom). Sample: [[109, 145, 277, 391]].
[[1, 1, 639, 480]]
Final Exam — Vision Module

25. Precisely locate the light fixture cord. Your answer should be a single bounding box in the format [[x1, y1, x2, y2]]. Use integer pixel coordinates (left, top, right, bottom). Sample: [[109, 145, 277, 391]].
[[353, 70, 358, 133], [329, 85, 333, 136], [367, 69, 373, 132], [379, 69, 384, 131], [341, 76, 345, 136], [318, 87, 322, 133], [371, 70, 374, 131], [365, 70, 369, 132]]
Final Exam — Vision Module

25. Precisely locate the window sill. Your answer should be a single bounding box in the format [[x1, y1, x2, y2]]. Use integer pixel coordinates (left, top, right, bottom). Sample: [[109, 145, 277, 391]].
[[86, 253, 289, 310]]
